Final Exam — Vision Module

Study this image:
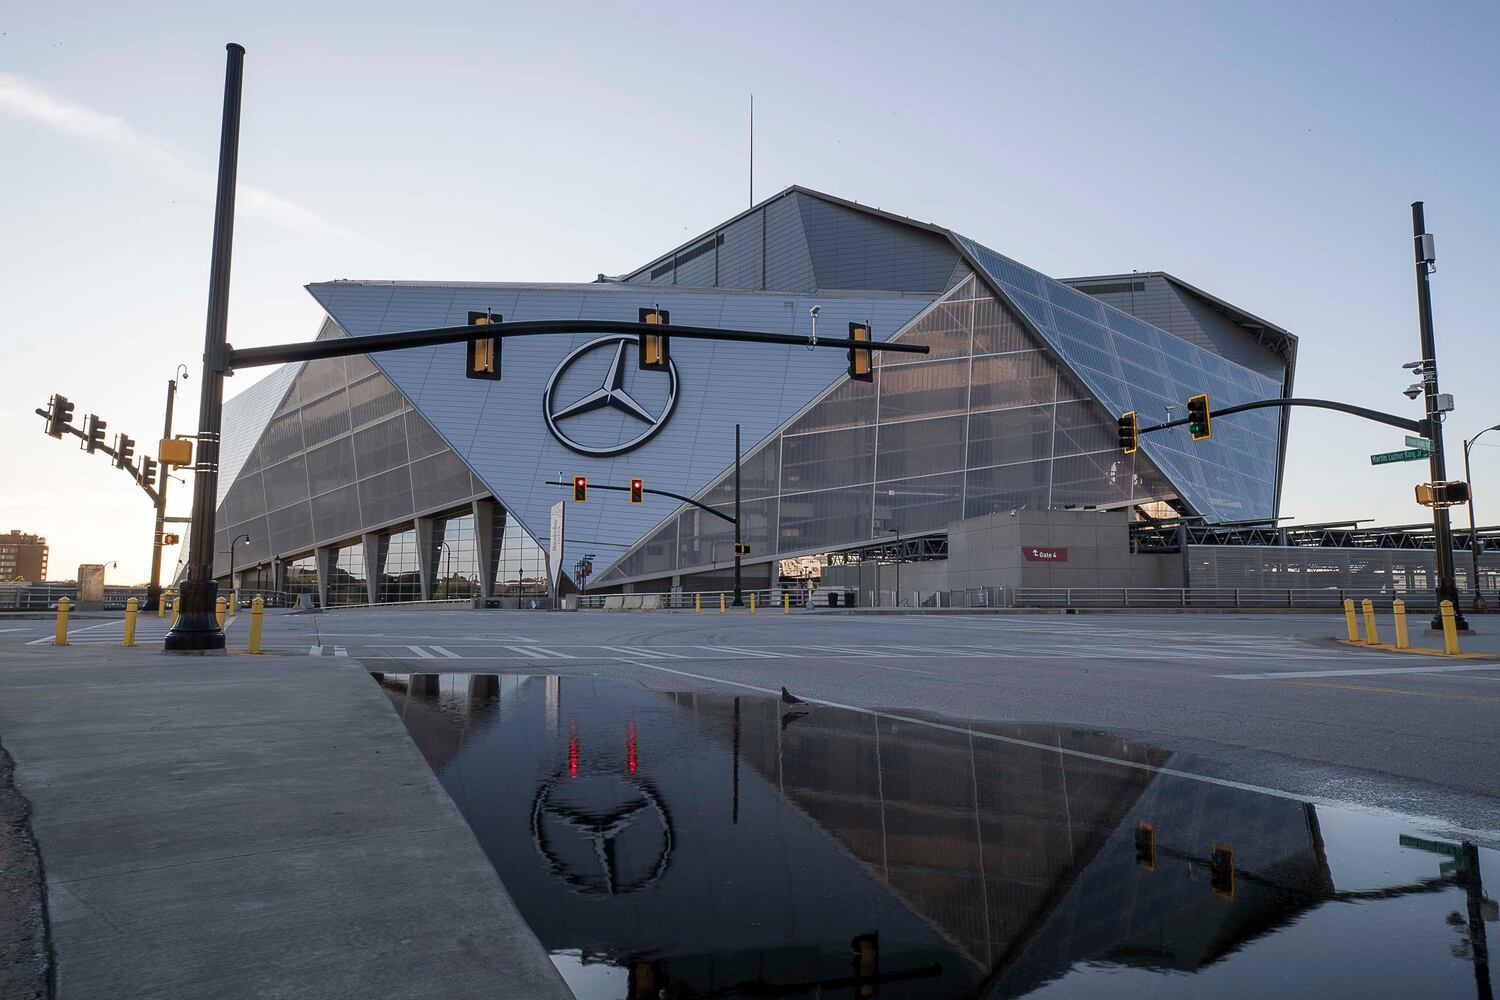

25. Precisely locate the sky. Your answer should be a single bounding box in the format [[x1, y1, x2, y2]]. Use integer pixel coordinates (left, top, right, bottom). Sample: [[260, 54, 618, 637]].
[[2, 1, 1497, 584]]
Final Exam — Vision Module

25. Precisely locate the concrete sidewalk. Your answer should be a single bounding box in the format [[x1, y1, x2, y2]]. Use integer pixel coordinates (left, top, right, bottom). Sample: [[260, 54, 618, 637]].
[[0, 644, 569, 999]]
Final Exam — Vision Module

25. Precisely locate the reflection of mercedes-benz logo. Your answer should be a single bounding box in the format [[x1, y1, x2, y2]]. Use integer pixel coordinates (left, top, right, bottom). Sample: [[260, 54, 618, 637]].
[[531, 772, 674, 896], [543, 336, 678, 457]]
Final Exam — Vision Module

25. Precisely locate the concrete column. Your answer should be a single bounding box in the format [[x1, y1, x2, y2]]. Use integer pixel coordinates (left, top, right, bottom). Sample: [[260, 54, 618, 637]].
[[362, 533, 382, 605], [415, 516, 437, 600], [314, 545, 333, 608], [474, 497, 498, 599]]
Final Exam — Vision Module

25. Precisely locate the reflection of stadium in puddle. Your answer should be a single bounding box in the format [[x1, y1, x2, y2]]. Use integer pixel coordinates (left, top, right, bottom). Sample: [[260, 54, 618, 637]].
[[379, 673, 1496, 1000]]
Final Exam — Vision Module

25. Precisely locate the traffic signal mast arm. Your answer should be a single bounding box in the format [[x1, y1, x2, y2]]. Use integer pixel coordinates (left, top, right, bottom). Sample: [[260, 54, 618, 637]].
[[544, 479, 736, 524], [225, 318, 930, 370], [1136, 396, 1427, 438], [34, 403, 161, 504]]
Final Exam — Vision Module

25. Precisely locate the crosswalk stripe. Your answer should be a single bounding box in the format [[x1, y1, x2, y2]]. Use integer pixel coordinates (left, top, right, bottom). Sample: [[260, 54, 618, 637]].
[[704, 645, 786, 658], [406, 645, 433, 658], [428, 645, 461, 659], [602, 646, 683, 659], [1220, 664, 1500, 680]]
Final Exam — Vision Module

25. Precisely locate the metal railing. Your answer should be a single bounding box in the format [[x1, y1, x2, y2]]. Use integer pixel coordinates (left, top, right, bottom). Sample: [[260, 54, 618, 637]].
[[0, 583, 150, 611], [577, 589, 814, 611], [1009, 587, 1500, 611]]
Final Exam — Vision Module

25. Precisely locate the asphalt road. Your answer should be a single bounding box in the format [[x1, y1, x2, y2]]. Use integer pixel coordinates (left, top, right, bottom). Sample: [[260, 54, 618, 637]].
[[7, 608, 1500, 836]]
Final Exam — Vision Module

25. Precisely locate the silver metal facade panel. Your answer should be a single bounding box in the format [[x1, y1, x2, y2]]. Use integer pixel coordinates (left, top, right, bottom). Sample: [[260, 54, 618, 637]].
[[622, 192, 812, 292], [796, 194, 959, 292], [306, 281, 932, 580], [216, 357, 302, 506]]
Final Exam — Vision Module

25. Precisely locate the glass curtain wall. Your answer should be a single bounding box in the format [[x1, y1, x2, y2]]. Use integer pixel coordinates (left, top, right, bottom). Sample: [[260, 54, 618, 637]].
[[436, 514, 481, 600], [380, 529, 422, 602], [498, 520, 548, 602], [601, 277, 1178, 585], [286, 555, 320, 607], [327, 544, 367, 606]]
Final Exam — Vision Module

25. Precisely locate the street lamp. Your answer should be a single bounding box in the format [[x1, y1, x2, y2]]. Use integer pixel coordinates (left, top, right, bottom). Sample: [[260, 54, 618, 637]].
[[1463, 424, 1500, 611], [228, 534, 250, 607]]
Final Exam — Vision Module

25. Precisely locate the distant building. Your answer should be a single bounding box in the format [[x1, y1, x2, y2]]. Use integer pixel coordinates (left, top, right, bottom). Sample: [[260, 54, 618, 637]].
[[0, 531, 48, 582]]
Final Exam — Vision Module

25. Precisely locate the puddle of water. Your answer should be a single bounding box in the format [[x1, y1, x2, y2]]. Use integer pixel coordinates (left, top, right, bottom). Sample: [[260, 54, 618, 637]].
[[376, 672, 1497, 999]]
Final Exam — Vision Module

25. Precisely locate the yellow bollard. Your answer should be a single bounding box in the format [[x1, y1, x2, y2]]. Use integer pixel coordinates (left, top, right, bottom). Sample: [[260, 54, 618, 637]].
[[171, 596, 181, 627], [1440, 600, 1461, 655], [784, 593, 790, 615], [719, 593, 726, 614], [1361, 599, 1379, 645], [215, 596, 227, 629], [53, 596, 70, 646], [123, 597, 138, 648], [248, 596, 265, 654], [694, 593, 701, 614], [1392, 599, 1409, 649], [157, 592, 167, 618], [750, 593, 757, 615], [1343, 598, 1360, 642]]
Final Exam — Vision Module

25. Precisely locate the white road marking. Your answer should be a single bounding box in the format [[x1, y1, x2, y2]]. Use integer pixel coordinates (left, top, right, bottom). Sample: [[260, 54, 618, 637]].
[[334, 646, 349, 658], [1220, 664, 1500, 680], [507, 645, 574, 659], [428, 646, 462, 659], [798, 645, 912, 658], [706, 645, 787, 658], [405, 645, 434, 658], [601, 646, 684, 659], [309, 645, 323, 656]]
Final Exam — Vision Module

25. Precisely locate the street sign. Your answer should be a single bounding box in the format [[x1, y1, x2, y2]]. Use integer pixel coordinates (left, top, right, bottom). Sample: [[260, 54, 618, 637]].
[[1370, 449, 1430, 465], [549, 501, 565, 597], [1404, 435, 1432, 452]]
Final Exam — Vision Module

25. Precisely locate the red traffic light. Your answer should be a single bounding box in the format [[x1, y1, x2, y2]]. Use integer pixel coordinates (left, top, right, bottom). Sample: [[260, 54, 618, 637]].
[[573, 476, 587, 502], [630, 478, 644, 503]]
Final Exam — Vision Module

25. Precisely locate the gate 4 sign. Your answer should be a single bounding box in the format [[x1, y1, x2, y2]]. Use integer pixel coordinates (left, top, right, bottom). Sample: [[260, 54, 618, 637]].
[[1022, 546, 1068, 562]]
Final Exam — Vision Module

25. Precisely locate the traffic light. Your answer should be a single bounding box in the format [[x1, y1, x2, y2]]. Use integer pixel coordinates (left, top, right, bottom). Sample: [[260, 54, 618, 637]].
[[573, 476, 587, 502], [1210, 843, 1235, 899], [638, 307, 670, 372], [1117, 411, 1139, 454], [847, 322, 874, 382], [1416, 481, 1471, 507], [1186, 393, 1211, 441], [114, 434, 135, 469], [159, 437, 193, 467], [629, 477, 644, 503], [139, 456, 158, 486], [162, 533, 180, 546], [45, 394, 75, 438], [1134, 823, 1156, 870], [851, 934, 879, 998], [84, 415, 107, 454], [465, 310, 502, 380], [734, 543, 750, 556]]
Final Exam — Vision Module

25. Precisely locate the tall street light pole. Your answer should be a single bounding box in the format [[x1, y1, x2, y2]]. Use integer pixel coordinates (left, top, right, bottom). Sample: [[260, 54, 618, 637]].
[[1463, 424, 1500, 612], [1410, 202, 1469, 631], [145, 364, 189, 611], [228, 533, 250, 604], [731, 423, 744, 606], [165, 42, 245, 653]]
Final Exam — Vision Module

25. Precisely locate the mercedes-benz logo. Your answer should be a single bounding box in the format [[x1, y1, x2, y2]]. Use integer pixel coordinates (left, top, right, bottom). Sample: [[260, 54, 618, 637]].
[[543, 336, 678, 457]]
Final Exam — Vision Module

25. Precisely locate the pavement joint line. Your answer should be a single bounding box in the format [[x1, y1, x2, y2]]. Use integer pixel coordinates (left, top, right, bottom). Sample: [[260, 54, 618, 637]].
[[1218, 664, 1500, 680], [609, 658, 1500, 838], [46, 822, 469, 887]]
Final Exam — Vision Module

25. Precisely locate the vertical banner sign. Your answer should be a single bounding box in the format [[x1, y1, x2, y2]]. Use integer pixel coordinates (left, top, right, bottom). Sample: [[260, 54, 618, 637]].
[[549, 500, 566, 600]]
